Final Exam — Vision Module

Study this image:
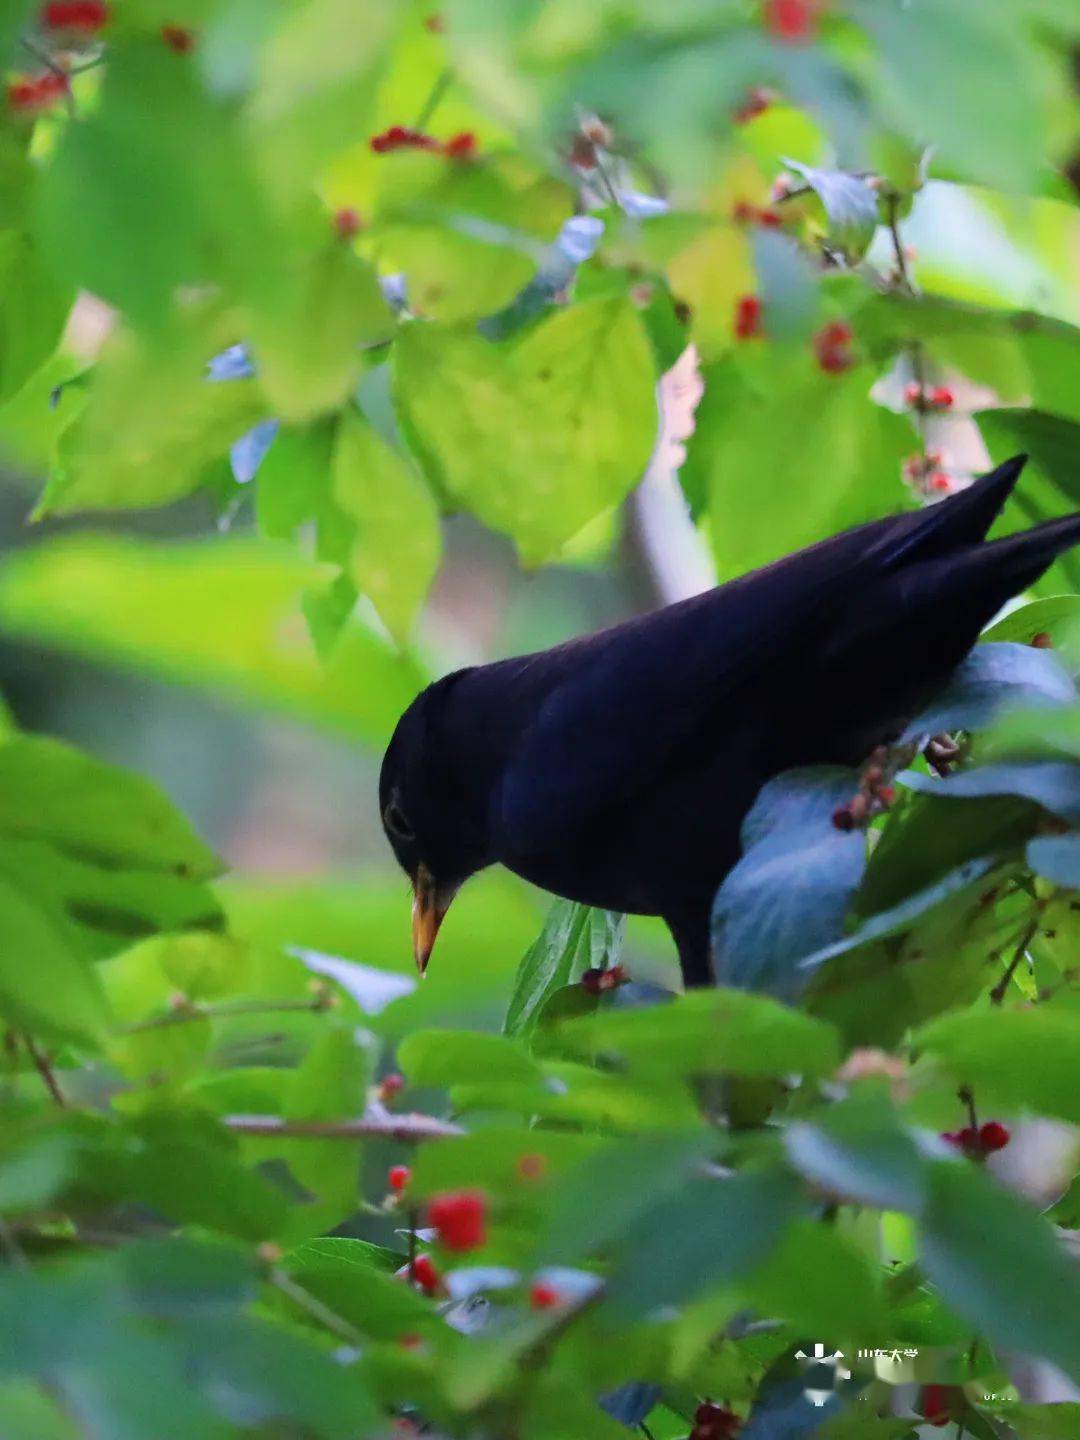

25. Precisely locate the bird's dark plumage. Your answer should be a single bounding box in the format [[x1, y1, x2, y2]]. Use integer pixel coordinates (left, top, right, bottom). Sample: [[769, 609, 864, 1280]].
[[381, 456, 1080, 987]]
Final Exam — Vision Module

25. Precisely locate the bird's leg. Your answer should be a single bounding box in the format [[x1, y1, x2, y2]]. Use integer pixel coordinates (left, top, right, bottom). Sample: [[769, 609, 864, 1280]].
[[664, 910, 714, 990]]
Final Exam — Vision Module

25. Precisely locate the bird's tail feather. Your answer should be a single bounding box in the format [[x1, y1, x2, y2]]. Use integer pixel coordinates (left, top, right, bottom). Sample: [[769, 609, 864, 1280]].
[[973, 508, 1080, 593], [881, 453, 1028, 569]]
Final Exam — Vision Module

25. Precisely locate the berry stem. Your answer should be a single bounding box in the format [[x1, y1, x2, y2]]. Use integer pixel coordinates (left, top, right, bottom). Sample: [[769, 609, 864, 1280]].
[[958, 1084, 978, 1133], [413, 65, 452, 131], [884, 189, 915, 296], [989, 917, 1039, 1003]]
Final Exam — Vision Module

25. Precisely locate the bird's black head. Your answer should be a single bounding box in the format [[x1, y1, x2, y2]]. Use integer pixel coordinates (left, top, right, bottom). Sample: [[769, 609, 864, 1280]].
[[379, 672, 491, 974]]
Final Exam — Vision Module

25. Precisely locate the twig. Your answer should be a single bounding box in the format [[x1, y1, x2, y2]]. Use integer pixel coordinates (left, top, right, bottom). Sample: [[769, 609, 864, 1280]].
[[269, 1269, 364, 1347], [884, 190, 914, 295], [989, 918, 1038, 1004], [24, 1037, 66, 1107], [414, 66, 451, 130], [958, 1085, 978, 1132], [224, 1110, 464, 1142], [123, 996, 330, 1034]]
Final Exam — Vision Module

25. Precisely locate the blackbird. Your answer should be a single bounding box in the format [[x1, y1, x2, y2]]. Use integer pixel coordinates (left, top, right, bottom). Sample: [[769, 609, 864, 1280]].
[[380, 455, 1080, 987]]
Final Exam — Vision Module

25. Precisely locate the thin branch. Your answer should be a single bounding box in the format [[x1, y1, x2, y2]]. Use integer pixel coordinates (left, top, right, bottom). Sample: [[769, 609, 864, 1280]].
[[884, 190, 914, 295], [269, 1268, 365, 1347], [989, 918, 1038, 1004], [224, 1110, 464, 1142], [123, 996, 329, 1034], [958, 1085, 978, 1133], [414, 66, 451, 131], [24, 1037, 66, 1107]]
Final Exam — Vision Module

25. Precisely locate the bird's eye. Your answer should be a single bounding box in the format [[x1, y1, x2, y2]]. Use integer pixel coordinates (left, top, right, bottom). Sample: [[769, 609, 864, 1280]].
[[383, 800, 415, 843]]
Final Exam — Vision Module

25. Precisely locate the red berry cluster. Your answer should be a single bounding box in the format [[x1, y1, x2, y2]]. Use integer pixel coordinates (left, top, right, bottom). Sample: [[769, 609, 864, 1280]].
[[691, 1402, 741, 1439], [428, 1189, 487, 1251], [734, 294, 762, 340], [813, 320, 854, 374], [370, 126, 476, 160], [902, 450, 953, 497], [764, 0, 821, 43], [41, 0, 108, 31], [920, 1384, 958, 1428], [832, 748, 898, 831], [731, 199, 783, 229], [7, 70, 68, 112], [904, 382, 954, 411], [733, 87, 772, 124], [942, 1121, 1010, 1157], [161, 24, 195, 53], [581, 963, 626, 996]]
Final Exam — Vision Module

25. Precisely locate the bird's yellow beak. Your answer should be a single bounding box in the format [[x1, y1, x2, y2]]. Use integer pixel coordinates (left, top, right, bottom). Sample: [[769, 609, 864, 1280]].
[[411, 865, 456, 975]]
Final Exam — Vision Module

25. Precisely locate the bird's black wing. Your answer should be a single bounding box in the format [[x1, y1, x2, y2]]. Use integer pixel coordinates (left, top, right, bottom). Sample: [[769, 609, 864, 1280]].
[[490, 458, 1029, 862]]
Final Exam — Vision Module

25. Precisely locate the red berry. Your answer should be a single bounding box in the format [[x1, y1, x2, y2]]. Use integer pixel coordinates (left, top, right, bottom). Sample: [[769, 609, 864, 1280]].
[[161, 24, 195, 53], [388, 1164, 411, 1192], [380, 1072, 405, 1103], [42, 0, 109, 31], [764, 0, 818, 43], [1031, 631, 1053, 648], [516, 1152, 548, 1181], [428, 1189, 487, 1251], [7, 70, 68, 113], [731, 199, 756, 224], [920, 1384, 953, 1427], [816, 346, 852, 374], [530, 1281, 560, 1310], [733, 86, 772, 124], [734, 294, 762, 340], [397, 1333, 422, 1349], [333, 207, 362, 239], [443, 130, 476, 160], [831, 804, 855, 831], [581, 964, 626, 995], [930, 386, 954, 409], [813, 321, 854, 374], [409, 1254, 441, 1294], [817, 320, 852, 348], [693, 1403, 741, 1438], [755, 207, 782, 228], [877, 785, 895, 805], [904, 382, 923, 407], [942, 1125, 979, 1151], [929, 471, 951, 493], [979, 1120, 1010, 1152]]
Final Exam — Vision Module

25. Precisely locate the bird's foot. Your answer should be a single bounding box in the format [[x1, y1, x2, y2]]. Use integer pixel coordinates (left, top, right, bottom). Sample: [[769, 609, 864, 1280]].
[[924, 732, 962, 776]]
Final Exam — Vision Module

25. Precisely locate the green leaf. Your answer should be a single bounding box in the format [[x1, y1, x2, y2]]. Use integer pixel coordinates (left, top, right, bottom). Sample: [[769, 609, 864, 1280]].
[[712, 768, 866, 998], [745, 1218, 889, 1346], [1028, 831, 1080, 885], [38, 311, 269, 517], [0, 231, 73, 405], [557, 988, 841, 1080], [394, 298, 657, 564], [504, 900, 623, 1039], [0, 534, 424, 747], [918, 1160, 1080, 1382], [983, 596, 1080, 669], [848, 0, 1046, 192], [991, 1404, 1080, 1440], [284, 1239, 437, 1341], [701, 355, 911, 579], [781, 159, 881, 259], [784, 1093, 928, 1214], [979, 410, 1080, 512], [0, 737, 219, 877], [283, 1022, 372, 1213], [35, 38, 266, 329], [900, 642, 1077, 738], [915, 1007, 1080, 1126], [398, 1028, 541, 1087], [246, 237, 393, 423], [0, 880, 109, 1044], [604, 1169, 801, 1317], [900, 760, 1080, 824], [331, 407, 441, 644]]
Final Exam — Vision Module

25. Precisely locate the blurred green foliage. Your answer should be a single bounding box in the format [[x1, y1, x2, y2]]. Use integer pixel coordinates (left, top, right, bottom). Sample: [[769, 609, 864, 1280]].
[[0, 1, 1079, 1437]]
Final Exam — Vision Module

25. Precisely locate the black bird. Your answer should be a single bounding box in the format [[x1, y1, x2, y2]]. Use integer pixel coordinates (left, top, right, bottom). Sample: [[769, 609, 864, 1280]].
[[380, 455, 1080, 988]]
